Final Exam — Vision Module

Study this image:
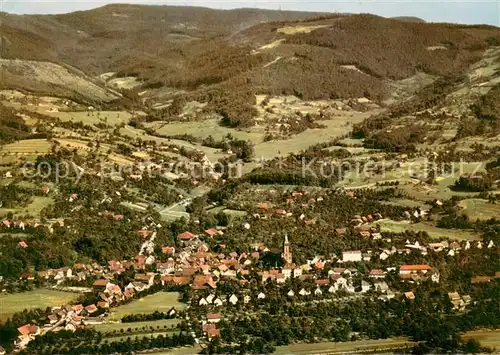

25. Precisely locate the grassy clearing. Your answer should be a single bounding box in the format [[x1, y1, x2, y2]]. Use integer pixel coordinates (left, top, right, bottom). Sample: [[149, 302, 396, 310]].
[[206, 206, 248, 218], [150, 119, 264, 144], [107, 292, 185, 321], [376, 219, 481, 241], [101, 331, 178, 344], [93, 319, 180, 334], [277, 25, 329, 35], [0, 289, 81, 321], [458, 199, 500, 221], [397, 161, 488, 201], [0, 196, 53, 218], [45, 111, 132, 126], [255, 112, 371, 159], [275, 337, 412, 354], [380, 198, 432, 209], [0, 139, 51, 155]]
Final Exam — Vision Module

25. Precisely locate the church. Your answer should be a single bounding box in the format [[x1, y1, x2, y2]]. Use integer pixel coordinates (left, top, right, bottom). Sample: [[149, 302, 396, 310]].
[[281, 234, 293, 264]]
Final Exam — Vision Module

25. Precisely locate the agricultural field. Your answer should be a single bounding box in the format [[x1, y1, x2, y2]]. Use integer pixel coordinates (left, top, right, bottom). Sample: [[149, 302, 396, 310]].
[[0, 139, 51, 155], [107, 292, 185, 321], [45, 111, 133, 127], [376, 219, 482, 241], [458, 199, 500, 221], [0, 289, 81, 321], [102, 331, 178, 344], [275, 337, 412, 354], [93, 319, 180, 334], [463, 329, 500, 350]]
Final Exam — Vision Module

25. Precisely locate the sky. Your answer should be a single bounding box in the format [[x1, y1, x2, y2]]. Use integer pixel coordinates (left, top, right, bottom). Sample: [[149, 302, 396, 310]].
[[1, 0, 499, 26]]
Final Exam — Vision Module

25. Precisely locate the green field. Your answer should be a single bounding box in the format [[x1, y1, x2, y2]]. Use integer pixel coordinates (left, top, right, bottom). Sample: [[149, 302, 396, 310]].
[[275, 337, 412, 354], [206, 206, 248, 218], [0, 196, 53, 218], [458, 199, 500, 221], [146, 111, 371, 160], [100, 330, 179, 344], [0, 289, 81, 321], [0, 139, 51, 155], [107, 292, 185, 321], [93, 319, 180, 334], [149, 119, 264, 145], [380, 198, 432, 209], [376, 219, 481, 241], [45, 111, 132, 126]]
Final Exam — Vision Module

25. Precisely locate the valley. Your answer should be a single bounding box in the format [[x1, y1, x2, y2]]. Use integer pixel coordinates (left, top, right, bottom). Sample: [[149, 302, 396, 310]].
[[0, 4, 499, 355]]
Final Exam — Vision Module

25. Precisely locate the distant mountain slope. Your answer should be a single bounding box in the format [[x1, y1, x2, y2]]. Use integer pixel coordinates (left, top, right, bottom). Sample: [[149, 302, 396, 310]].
[[1, 5, 499, 110], [0, 59, 119, 104], [0, 5, 325, 75]]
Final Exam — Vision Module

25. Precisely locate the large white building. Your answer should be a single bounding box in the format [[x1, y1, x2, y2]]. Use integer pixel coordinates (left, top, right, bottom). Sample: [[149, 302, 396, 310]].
[[342, 250, 362, 262]]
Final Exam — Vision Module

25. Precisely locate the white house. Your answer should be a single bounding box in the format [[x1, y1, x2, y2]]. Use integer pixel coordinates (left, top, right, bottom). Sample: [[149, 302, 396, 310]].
[[243, 295, 251, 304], [342, 251, 362, 262], [287, 290, 295, 297], [199, 298, 208, 306], [257, 292, 266, 300], [229, 294, 238, 305], [213, 298, 223, 307], [314, 287, 323, 296], [206, 294, 215, 304], [299, 288, 310, 296], [328, 285, 336, 293]]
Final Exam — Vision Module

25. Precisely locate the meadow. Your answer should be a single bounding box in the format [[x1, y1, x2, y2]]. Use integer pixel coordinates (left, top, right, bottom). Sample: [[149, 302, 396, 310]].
[[458, 199, 500, 221], [0, 196, 54, 218], [93, 319, 180, 334], [0, 289, 81, 321], [275, 337, 412, 354], [0, 139, 51, 155], [107, 292, 185, 321], [45, 111, 133, 127], [376, 220, 482, 241]]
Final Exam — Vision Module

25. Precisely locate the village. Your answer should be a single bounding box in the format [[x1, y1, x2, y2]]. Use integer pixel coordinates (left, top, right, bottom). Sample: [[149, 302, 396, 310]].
[[2, 185, 498, 352]]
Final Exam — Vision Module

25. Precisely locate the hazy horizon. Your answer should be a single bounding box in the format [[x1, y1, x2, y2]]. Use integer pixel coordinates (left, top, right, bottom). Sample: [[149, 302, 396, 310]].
[[1, 1, 499, 26]]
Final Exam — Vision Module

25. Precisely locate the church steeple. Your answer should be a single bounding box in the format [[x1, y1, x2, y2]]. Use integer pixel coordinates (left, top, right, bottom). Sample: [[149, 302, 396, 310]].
[[282, 234, 292, 264]]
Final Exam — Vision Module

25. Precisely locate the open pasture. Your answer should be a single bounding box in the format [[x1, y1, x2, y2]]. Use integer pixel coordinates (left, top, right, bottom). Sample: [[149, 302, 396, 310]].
[[45, 111, 132, 126], [107, 292, 185, 321], [0, 289, 80, 321], [376, 219, 481, 241], [93, 319, 180, 334], [458, 199, 500, 221]]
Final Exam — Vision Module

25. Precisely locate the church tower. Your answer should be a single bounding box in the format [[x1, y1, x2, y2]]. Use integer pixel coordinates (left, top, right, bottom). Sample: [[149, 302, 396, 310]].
[[282, 234, 292, 264]]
